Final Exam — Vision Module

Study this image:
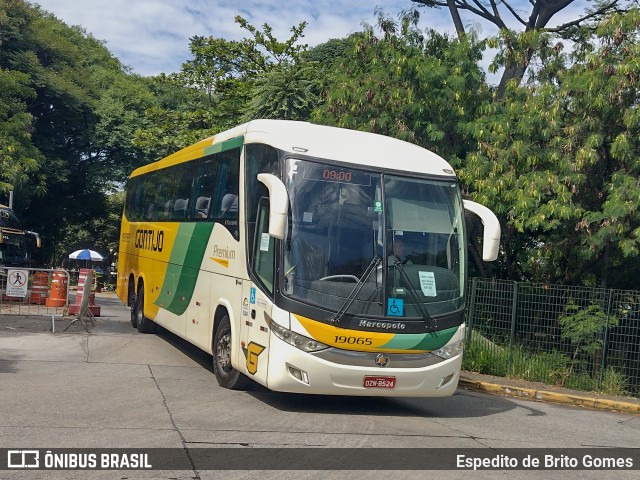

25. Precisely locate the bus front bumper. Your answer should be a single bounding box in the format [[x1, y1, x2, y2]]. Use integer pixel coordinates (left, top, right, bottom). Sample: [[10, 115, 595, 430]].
[[265, 335, 463, 397]]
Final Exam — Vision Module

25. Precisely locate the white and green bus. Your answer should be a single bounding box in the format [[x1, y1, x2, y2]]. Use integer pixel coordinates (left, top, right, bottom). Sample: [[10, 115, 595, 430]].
[[117, 120, 500, 397]]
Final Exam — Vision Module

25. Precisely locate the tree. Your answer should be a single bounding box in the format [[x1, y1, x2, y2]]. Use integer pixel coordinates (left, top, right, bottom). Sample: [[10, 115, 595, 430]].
[[0, 69, 43, 195], [0, 0, 44, 195], [313, 9, 487, 164], [460, 8, 640, 287], [411, 0, 631, 95], [2, 1, 157, 264], [243, 62, 323, 121], [134, 16, 313, 156]]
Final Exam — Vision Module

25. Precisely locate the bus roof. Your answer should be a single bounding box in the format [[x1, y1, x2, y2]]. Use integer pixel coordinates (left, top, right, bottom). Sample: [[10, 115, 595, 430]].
[[130, 120, 456, 178]]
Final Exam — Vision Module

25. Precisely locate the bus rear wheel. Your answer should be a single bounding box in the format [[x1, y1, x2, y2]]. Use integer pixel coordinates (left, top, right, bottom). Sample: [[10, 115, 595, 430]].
[[213, 315, 248, 390], [129, 285, 137, 328], [133, 284, 156, 334]]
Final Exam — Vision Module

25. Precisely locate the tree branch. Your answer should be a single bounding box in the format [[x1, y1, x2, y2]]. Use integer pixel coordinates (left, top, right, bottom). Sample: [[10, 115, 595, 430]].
[[544, 0, 622, 33], [411, 1, 625, 34]]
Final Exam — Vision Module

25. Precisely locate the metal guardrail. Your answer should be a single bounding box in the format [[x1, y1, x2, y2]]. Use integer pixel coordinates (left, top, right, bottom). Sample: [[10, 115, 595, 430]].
[[0, 267, 71, 333], [465, 278, 640, 397]]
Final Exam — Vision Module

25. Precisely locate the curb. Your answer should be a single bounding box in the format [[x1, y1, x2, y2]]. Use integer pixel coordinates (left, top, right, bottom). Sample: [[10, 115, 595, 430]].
[[458, 377, 640, 415]]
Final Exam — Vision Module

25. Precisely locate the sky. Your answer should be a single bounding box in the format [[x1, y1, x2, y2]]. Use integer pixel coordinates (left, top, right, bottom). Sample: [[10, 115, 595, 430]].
[[30, 1, 589, 78], [27, 0, 462, 76]]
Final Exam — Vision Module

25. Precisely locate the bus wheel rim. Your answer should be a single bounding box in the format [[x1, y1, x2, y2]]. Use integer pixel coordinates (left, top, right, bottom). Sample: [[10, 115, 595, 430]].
[[217, 332, 232, 372]]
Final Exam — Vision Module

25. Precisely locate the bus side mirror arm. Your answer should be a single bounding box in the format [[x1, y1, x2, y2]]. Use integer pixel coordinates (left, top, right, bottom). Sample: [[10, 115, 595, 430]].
[[257, 173, 288, 239], [463, 200, 501, 262], [26, 230, 41, 248]]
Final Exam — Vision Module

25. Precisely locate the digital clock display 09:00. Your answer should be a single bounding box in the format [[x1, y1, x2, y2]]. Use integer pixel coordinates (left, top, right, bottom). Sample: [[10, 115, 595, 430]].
[[304, 166, 371, 186]]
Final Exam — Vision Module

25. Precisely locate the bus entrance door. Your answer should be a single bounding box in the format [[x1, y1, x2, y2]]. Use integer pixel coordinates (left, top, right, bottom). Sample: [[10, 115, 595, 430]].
[[240, 282, 271, 383]]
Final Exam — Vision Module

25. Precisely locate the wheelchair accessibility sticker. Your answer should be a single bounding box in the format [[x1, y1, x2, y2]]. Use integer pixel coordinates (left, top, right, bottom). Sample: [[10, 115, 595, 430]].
[[387, 298, 404, 316]]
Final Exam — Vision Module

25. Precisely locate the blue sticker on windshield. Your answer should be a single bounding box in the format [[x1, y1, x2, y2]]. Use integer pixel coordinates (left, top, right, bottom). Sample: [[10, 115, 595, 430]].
[[387, 298, 404, 316]]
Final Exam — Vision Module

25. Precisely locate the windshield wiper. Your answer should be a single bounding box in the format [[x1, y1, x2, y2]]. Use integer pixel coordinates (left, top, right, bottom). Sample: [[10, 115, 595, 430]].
[[330, 256, 381, 324], [393, 259, 438, 331]]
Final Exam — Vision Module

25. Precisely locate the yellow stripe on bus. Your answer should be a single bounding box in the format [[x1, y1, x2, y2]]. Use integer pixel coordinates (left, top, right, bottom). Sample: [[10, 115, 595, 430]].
[[293, 314, 432, 354]]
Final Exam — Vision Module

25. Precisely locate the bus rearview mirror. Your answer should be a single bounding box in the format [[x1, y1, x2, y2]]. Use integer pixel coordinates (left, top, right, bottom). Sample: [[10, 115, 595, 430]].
[[463, 199, 501, 261], [257, 173, 288, 239]]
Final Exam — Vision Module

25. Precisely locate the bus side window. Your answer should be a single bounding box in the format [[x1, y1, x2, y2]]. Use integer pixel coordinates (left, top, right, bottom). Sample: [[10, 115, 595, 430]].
[[245, 144, 279, 255], [252, 197, 274, 294], [190, 157, 217, 220], [208, 148, 241, 239], [212, 150, 240, 221]]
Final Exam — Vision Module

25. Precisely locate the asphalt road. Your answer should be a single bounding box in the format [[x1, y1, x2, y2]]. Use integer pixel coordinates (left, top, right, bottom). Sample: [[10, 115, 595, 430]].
[[1, 293, 639, 479]]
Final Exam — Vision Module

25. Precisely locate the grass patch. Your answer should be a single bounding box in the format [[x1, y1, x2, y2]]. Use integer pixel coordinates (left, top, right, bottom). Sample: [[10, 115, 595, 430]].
[[463, 331, 630, 395]]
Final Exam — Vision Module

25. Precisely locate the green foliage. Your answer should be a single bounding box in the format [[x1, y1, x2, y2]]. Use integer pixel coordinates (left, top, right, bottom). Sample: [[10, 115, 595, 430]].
[[244, 62, 323, 121], [1, 1, 157, 265], [464, 332, 630, 395], [304, 38, 352, 66], [563, 367, 629, 396], [56, 191, 124, 264], [598, 367, 629, 396], [0, 68, 43, 193], [463, 332, 572, 386], [511, 349, 572, 386], [134, 16, 314, 155], [313, 9, 488, 161], [0, 0, 43, 194], [463, 331, 509, 376], [460, 8, 640, 286], [559, 301, 618, 362]]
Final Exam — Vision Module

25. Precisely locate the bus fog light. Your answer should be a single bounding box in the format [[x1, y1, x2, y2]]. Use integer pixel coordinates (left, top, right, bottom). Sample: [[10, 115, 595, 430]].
[[433, 340, 464, 360], [437, 373, 455, 389], [287, 364, 309, 384]]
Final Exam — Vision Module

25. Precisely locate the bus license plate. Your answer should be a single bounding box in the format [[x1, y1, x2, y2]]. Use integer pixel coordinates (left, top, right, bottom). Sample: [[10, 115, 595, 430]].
[[363, 376, 396, 389]]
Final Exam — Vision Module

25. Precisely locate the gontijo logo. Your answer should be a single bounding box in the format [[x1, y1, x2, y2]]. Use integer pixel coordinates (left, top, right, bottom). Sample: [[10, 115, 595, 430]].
[[135, 229, 164, 252]]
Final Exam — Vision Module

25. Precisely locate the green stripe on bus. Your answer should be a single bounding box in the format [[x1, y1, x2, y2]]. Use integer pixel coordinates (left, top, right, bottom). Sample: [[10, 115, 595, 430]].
[[380, 325, 458, 351], [154, 223, 195, 311], [158, 222, 214, 315], [204, 136, 244, 156]]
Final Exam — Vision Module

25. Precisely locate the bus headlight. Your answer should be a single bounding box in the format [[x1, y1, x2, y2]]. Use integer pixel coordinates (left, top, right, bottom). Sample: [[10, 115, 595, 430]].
[[433, 340, 464, 359], [265, 316, 329, 353]]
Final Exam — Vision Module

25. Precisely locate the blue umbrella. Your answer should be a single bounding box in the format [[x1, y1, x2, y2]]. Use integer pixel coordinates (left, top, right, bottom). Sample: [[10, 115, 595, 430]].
[[69, 249, 104, 261]]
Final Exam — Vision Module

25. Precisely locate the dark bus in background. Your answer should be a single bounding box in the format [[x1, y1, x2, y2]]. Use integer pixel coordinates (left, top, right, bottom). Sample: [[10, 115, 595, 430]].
[[0, 204, 41, 270]]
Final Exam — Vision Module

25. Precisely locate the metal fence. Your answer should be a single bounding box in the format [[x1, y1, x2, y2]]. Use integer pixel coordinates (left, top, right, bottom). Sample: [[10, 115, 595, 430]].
[[0, 268, 71, 331], [464, 278, 640, 397]]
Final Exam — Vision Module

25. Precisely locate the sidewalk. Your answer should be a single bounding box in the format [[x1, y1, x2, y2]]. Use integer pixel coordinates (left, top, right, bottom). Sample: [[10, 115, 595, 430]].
[[459, 370, 640, 415]]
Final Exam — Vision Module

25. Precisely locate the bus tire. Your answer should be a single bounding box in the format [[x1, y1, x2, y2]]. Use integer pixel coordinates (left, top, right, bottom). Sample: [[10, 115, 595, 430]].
[[129, 285, 137, 329], [213, 315, 248, 390], [134, 283, 156, 334]]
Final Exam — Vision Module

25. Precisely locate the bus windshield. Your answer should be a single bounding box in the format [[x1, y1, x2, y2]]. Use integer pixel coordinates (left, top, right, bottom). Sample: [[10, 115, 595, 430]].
[[0, 207, 34, 267], [0, 235, 31, 266], [283, 158, 466, 320]]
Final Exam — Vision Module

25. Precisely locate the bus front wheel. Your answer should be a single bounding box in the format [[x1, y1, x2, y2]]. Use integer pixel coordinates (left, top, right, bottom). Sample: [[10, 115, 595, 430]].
[[213, 315, 248, 390]]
